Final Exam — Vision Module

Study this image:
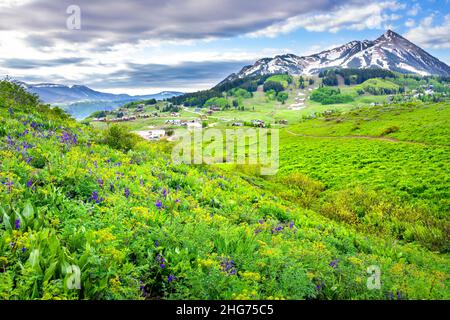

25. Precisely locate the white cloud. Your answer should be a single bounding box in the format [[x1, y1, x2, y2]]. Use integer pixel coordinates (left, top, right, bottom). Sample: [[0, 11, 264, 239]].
[[405, 19, 416, 27], [407, 3, 421, 16], [404, 14, 450, 49], [247, 1, 405, 38]]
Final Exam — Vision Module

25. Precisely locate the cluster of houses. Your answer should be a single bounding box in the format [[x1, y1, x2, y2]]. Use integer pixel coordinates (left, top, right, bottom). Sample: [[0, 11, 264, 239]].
[[92, 113, 152, 122], [251, 120, 266, 128], [164, 119, 202, 129]]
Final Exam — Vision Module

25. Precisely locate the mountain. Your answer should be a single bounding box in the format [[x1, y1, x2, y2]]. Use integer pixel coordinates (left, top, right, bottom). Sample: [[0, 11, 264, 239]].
[[14, 82, 183, 119], [19, 82, 183, 104], [223, 30, 450, 82]]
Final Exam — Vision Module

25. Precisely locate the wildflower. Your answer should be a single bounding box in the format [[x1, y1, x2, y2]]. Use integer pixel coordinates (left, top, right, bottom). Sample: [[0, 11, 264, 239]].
[[97, 179, 104, 188], [162, 188, 168, 198], [258, 219, 265, 224], [156, 254, 166, 269], [15, 219, 20, 229], [5, 180, 13, 193], [289, 221, 295, 229], [220, 258, 237, 275], [271, 225, 284, 233], [22, 247, 26, 253], [26, 179, 33, 189], [155, 199, 163, 209], [168, 275, 175, 283], [329, 259, 339, 269], [124, 187, 130, 198], [6, 135, 14, 146], [10, 242, 15, 248], [154, 241, 159, 248], [91, 191, 104, 204]]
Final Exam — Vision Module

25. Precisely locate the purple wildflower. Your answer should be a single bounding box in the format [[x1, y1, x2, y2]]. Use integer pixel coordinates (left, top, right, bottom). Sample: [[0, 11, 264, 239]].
[[271, 225, 284, 233], [26, 179, 33, 189], [289, 221, 295, 229], [258, 219, 265, 224], [160, 263, 165, 269], [97, 179, 104, 188], [124, 187, 130, 198], [15, 219, 20, 230], [329, 259, 339, 269], [220, 258, 237, 275], [22, 247, 26, 253], [155, 199, 163, 209], [91, 191, 104, 204], [162, 188, 168, 198], [168, 275, 175, 283], [5, 180, 13, 193], [154, 241, 159, 248]]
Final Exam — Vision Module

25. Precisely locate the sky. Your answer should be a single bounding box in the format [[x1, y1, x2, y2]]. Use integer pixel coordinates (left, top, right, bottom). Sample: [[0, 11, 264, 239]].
[[0, 0, 449, 95]]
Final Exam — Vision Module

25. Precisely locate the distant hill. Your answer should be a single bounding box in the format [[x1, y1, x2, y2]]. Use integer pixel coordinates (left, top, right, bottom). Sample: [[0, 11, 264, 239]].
[[18, 82, 183, 104], [223, 30, 450, 83], [12, 81, 183, 119]]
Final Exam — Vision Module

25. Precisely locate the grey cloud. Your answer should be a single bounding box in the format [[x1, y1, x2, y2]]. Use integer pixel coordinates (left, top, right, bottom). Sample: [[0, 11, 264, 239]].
[[0, 0, 363, 49], [2, 57, 87, 69], [87, 60, 252, 89]]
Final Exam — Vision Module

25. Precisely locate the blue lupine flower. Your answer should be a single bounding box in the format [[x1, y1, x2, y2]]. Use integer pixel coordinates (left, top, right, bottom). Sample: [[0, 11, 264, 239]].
[[15, 219, 20, 229], [220, 258, 237, 275], [271, 225, 284, 233], [91, 191, 104, 204], [6, 180, 13, 193], [329, 259, 339, 269]]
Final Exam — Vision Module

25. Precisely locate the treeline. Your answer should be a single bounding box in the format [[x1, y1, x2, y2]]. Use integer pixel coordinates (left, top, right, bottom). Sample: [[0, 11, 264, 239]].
[[319, 68, 397, 86], [123, 98, 157, 108], [168, 74, 278, 107], [310, 87, 354, 105]]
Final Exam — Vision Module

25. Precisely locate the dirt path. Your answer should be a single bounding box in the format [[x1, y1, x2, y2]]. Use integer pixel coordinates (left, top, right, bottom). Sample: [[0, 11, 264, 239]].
[[285, 130, 444, 147]]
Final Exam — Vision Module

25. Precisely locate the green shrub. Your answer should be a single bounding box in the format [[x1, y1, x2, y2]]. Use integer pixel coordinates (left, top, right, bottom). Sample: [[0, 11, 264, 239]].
[[100, 125, 140, 152]]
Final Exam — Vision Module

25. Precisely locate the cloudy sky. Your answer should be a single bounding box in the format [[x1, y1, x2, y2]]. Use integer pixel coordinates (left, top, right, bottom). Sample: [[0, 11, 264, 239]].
[[0, 0, 449, 94]]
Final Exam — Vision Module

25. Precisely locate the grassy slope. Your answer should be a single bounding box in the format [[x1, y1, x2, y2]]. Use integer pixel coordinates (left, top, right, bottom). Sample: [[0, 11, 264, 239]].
[[1, 82, 448, 300]]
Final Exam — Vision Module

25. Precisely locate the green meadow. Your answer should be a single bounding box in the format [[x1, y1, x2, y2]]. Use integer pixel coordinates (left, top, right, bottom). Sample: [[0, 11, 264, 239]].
[[1, 76, 449, 300]]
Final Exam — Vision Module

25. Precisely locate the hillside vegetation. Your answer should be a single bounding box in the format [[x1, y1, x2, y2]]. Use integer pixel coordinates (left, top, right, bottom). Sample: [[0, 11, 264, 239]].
[[0, 80, 449, 300]]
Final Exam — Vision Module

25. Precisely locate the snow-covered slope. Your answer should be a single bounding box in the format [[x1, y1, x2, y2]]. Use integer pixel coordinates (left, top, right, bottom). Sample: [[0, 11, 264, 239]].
[[224, 30, 450, 82]]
